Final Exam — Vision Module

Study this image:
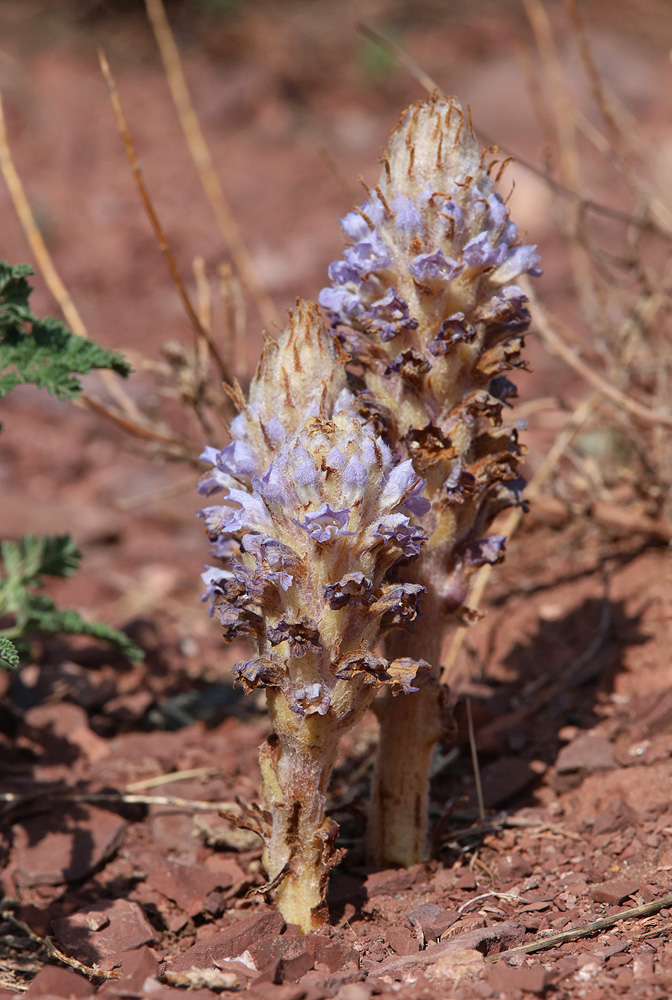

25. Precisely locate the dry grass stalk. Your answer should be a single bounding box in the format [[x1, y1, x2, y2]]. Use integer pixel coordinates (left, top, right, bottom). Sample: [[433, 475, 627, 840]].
[[144, 0, 280, 334]]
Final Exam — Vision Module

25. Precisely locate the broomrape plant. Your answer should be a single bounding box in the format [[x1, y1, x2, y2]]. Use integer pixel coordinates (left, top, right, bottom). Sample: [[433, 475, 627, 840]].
[[198, 94, 539, 929], [319, 93, 540, 869]]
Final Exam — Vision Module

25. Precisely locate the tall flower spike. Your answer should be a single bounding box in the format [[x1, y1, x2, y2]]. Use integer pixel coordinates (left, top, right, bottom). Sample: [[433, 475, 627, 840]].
[[319, 94, 539, 867], [198, 301, 430, 930]]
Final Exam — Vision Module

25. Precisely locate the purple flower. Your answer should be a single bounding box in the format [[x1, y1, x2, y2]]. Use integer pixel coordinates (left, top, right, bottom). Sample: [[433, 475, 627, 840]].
[[428, 312, 477, 356], [318, 283, 364, 318], [489, 376, 518, 402], [199, 489, 272, 537], [323, 572, 374, 609], [242, 533, 295, 591], [197, 440, 260, 495], [291, 683, 331, 717], [463, 231, 508, 269], [296, 502, 352, 543], [409, 249, 463, 283], [200, 565, 232, 615], [391, 195, 424, 235], [465, 535, 506, 566], [340, 194, 386, 241], [385, 348, 431, 379], [379, 459, 429, 513], [495, 244, 542, 282], [374, 514, 428, 558], [444, 466, 477, 503], [440, 198, 464, 235], [344, 233, 393, 274], [486, 193, 509, 231], [364, 287, 418, 343]]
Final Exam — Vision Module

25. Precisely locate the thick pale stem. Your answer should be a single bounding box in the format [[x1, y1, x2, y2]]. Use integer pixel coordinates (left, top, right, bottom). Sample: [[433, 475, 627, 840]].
[[368, 586, 450, 868], [367, 677, 446, 867], [260, 695, 342, 932]]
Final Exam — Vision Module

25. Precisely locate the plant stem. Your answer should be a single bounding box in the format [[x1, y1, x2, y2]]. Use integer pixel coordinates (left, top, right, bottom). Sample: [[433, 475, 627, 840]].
[[367, 593, 449, 868], [260, 693, 343, 932]]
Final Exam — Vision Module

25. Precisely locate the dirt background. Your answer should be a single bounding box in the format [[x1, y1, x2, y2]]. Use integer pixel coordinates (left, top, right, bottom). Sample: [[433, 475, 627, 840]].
[[1, 1, 672, 998]]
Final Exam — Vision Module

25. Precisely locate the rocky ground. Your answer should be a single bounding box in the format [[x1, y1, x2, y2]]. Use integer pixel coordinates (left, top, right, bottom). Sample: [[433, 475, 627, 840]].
[[1, 2, 672, 998]]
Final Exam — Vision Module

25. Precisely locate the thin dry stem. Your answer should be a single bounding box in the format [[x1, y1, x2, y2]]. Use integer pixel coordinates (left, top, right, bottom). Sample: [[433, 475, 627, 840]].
[[0, 911, 121, 981], [144, 0, 280, 333], [357, 22, 440, 95], [98, 49, 232, 387], [0, 92, 146, 422], [0, 89, 203, 461], [218, 261, 247, 383], [525, 282, 672, 430]]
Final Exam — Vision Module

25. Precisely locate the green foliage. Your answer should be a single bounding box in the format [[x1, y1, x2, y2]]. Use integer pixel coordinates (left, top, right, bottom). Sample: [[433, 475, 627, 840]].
[[0, 534, 143, 667], [0, 261, 131, 402], [0, 262, 140, 667], [0, 635, 19, 669]]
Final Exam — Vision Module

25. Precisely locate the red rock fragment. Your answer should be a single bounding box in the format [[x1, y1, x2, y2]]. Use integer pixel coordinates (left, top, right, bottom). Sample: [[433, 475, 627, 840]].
[[406, 902, 458, 942], [52, 899, 155, 967], [487, 962, 548, 995], [24, 966, 94, 998], [13, 806, 126, 887], [97, 946, 159, 998], [363, 867, 414, 897], [249, 933, 358, 983], [555, 733, 615, 774], [166, 908, 284, 972], [146, 855, 240, 916], [497, 853, 532, 880], [592, 797, 638, 835], [634, 686, 672, 735], [386, 925, 420, 956], [590, 877, 641, 906], [455, 870, 477, 890]]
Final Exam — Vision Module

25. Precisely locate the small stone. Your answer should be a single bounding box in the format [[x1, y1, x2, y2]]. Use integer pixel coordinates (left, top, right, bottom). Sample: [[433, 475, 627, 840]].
[[167, 909, 285, 972], [406, 902, 458, 942], [590, 877, 640, 906], [363, 868, 414, 896], [14, 807, 126, 887], [487, 962, 548, 994], [455, 870, 477, 891], [556, 733, 615, 774], [52, 900, 155, 967], [592, 797, 638, 835], [24, 966, 93, 998], [386, 925, 419, 956], [426, 948, 484, 985], [497, 852, 532, 880], [97, 947, 159, 998]]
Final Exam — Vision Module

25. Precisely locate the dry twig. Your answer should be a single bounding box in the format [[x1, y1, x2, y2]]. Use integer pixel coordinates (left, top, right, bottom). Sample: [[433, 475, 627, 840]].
[[487, 891, 672, 961], [0, 911, 121, 981], [144, 0, 280, 333], [0, 91, 199, 461], [98, 49, 232, 387]]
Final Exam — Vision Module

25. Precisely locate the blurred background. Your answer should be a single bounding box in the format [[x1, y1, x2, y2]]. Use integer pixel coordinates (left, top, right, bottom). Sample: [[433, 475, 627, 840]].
[[1, 0, 671, 689]]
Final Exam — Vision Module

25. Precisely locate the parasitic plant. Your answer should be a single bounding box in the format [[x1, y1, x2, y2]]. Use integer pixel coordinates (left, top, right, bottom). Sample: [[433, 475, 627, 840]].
[[198, 301, 431, 930], [319, 93, 540, 868]]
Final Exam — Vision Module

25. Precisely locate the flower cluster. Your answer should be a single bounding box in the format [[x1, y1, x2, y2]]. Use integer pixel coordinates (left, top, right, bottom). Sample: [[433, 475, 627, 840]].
[[319, 93, 537, 630], [318, 93, 538, 867], [198, 94, 538, 921], [198, 300, 430, 929]]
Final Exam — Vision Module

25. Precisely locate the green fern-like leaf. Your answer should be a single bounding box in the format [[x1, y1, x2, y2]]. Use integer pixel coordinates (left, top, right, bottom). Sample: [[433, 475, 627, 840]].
[[0, 261, 132, 400], [0, 533, 144, 665], [0, 635, 20, 669]]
